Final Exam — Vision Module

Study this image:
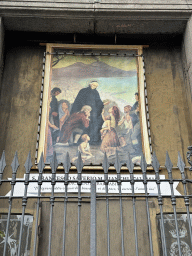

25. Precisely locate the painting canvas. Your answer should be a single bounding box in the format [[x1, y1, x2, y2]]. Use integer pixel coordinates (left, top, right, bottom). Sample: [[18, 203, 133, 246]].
[[39, 45, 150, 166]]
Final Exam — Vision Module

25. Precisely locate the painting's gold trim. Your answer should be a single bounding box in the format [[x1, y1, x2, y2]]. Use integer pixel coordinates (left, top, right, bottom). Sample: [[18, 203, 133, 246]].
[[138, 48, 151, 164]]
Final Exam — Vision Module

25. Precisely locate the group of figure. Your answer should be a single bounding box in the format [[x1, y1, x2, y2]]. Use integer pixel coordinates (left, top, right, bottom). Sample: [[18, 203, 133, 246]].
[[100, 92, 141, 157], [47, 81, 142, 162]]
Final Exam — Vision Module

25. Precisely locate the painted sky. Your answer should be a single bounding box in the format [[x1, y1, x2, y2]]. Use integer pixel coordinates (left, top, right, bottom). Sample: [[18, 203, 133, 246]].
[[53, 55, 137, 72]]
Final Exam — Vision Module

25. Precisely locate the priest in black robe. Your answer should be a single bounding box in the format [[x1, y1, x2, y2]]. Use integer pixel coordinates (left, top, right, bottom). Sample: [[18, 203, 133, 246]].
[[70, 81, 104, 145]]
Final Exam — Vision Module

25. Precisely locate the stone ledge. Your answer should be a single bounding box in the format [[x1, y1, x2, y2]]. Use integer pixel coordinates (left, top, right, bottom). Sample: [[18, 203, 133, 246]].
[[0, 0, 192, 13]]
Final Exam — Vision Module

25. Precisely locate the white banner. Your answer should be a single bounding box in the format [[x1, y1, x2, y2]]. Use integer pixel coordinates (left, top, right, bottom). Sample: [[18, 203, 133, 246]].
[[6, 174, 180, 197]]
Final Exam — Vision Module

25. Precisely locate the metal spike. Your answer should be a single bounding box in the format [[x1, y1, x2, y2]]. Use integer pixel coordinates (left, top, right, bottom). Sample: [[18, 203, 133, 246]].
[[102, 152, 109, 174], [103, 152, 109, 185], [76, 151, 83, 174], [50, 151, 58, 173], [177, 152, 185, 174], [38, 152, 45, 173], [11, 151, 19, 174], [115, 150, 121, 174], [63, 152, 71, 174], [126, 152, 134, 174], [0, 151, 6, 174], [24, 151, 32, 174], [140, 153, 147, 173], [165, 151, 173, 173], [152, 151, 160, 173]]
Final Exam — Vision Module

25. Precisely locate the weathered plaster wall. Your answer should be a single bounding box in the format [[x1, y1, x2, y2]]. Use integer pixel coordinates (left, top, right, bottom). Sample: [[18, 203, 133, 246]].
[[144, 45, 192, 166], [38, 200, 151, 256], [0, 45, 44, 179], [0, 17, 4, 92], [182, 16, 192, 140]]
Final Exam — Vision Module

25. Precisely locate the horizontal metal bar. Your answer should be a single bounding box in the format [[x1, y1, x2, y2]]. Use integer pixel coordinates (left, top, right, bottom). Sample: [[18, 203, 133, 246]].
[[95, 194, 192, 198], [0, 178, 189, 183], [1, 194, 192, 199], [0, 196, 91, 199]]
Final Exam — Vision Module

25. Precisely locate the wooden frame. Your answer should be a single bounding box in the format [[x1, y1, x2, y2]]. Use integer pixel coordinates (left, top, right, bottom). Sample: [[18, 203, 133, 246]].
[[37, 43, 151, 165]]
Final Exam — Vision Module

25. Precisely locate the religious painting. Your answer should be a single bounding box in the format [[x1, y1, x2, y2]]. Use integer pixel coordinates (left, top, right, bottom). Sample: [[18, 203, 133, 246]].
[[157, 214, 192, 256], [38, 44, 151, 165]]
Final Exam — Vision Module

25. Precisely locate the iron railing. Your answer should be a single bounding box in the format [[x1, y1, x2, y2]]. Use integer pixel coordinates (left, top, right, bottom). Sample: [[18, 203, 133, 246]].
[[0, 150, 192, 256]]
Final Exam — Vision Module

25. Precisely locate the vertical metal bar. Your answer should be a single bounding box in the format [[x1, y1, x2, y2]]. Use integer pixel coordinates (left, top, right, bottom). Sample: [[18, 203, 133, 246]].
[[152, 152, 167, 256], [48, 186, 54, 256], [25, 223, 30, 253], [130, 172, 139, 256], [3, 152, 19, 256], [90, 180, 97, 256], [140, 154, 153, 256], [126, 153, 139, 256], [165, 152, 182, 256], [115, 151, 124, 256], [0, 151, 6, 185], [158, 192, 167, 256], [62, 152, 71, 256], [105, 182, 110, 256], [18, 186, 28, 256], [103, 153, 110, 256], [0, 151, 6, 251], [62, 183, 68, 256], [3, 186, 14, 256], [33, 188, 41, 256], [33, 153, 44, 256], [48, 152, 58, 256], [17, 152, 32, 256], [76, 152, 83, 256], [77, 184, 81, 256], [119, 187, 124, 256], [178, 152, 192, 246]]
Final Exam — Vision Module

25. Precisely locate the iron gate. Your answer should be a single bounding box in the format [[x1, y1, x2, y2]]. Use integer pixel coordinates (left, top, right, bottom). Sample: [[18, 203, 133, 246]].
[[0, 150, 192, 256]]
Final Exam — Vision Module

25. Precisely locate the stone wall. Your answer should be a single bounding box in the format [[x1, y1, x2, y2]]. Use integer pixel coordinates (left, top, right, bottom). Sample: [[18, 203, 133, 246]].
[[0, 45, 45, 178], [0, 17, 4, 92]]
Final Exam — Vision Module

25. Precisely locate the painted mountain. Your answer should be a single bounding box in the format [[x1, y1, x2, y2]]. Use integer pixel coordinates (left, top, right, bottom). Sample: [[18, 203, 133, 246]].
[[52, 61, 136, 79]]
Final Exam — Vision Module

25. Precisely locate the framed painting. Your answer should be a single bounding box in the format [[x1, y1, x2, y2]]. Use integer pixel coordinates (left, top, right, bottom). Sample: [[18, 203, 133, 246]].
[[37, 44, 151, 166]]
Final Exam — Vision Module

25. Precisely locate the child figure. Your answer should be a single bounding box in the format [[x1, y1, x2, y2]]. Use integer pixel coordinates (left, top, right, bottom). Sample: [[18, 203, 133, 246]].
[[78, 134, 92, 158], [72, 134, 93, 162]]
